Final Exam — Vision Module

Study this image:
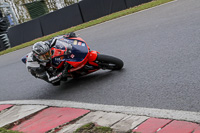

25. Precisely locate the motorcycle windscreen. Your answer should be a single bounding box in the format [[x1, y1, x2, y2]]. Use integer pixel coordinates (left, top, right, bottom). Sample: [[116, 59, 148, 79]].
[[66, 41, 88, 62], [53, 39, 88, 62]]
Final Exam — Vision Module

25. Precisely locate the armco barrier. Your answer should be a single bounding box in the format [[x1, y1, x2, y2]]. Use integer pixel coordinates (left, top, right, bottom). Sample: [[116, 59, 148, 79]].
[[40, 3, 83, 36], [8, 18, 43, 47], [111, 0, 127, 13], [6, 0, 153, 48], [125, 0, 152, 8], [79, 0, 126, 22]]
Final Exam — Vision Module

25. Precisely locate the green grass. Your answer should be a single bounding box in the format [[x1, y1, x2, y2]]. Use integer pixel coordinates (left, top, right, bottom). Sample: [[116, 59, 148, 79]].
[[0, 128, 22, 133], [74, 122, 95, 133], [74, 123, 113, 133], [0, 0, 173, 56]]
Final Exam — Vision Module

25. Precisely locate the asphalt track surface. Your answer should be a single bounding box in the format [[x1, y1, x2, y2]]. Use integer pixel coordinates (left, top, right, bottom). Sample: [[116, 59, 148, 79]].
[[0, 0, 200, 112]]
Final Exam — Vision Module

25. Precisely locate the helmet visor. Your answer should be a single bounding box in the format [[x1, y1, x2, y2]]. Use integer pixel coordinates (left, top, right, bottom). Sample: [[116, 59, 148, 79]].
[[38, 51, 51, 62]]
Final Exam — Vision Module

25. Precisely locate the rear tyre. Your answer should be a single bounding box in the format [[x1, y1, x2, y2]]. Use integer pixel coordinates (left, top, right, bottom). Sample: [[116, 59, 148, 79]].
[[96, 54, 124, 70]]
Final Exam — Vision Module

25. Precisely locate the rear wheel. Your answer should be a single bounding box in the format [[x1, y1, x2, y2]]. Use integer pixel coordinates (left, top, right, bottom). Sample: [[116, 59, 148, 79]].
[[96, 54, 124, 70]]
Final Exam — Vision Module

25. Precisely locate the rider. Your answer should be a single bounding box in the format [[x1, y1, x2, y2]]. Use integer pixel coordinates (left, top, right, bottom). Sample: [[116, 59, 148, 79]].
[[26, 32, 76, 86]]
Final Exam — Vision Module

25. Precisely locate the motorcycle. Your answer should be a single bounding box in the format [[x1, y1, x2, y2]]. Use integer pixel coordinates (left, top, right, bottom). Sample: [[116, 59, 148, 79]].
[[22, 35, 124, 83]]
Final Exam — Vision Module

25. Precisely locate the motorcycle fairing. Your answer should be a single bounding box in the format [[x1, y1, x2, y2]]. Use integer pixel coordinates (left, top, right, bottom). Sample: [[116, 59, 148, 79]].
[[51, 37, 90, 69]]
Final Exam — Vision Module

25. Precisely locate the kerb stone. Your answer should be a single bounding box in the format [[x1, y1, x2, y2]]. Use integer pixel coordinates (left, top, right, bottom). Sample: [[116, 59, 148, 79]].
[[58, 111, 128, 133], [111, 115, 149, 132], [58, 111, 107, 133], [0, 105, 47, 127], [95, 112, 128, 127]]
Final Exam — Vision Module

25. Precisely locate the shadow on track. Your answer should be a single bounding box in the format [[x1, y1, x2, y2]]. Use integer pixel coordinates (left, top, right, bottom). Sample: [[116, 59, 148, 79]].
[[37, 69, 124, 100]]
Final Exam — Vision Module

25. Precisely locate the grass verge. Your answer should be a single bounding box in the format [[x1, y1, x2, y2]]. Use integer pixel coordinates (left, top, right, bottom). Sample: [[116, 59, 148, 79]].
[[74, 123, 113, 133], [0, 0, 174, 56], [0, 128, 22, 133]]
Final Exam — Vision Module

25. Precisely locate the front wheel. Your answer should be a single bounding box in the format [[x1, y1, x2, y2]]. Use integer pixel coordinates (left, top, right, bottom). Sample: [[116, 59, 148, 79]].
[[95, 54, 124, 70]]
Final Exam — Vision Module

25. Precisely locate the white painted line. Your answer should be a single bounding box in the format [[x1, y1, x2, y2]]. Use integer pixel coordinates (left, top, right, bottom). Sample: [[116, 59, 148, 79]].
[[0, 100, 199, 123], [77, 0, 178, 32]]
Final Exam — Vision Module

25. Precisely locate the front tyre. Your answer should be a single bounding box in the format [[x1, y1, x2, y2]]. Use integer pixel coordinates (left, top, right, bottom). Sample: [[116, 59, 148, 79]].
[[96, 54, 124, 70]]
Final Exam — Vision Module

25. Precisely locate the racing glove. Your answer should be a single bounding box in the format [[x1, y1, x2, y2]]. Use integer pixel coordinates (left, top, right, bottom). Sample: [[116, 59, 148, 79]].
[[64, 32, 77, 38]]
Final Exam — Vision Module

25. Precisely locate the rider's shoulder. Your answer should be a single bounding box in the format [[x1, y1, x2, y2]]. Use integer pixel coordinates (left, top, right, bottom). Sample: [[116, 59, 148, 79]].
[[27, 52, 37, 62], [26, 52, 33, 61]]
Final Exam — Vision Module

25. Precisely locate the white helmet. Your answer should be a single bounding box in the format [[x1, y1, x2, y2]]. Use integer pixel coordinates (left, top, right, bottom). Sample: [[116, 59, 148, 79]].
[[32, 41, 51, 62]]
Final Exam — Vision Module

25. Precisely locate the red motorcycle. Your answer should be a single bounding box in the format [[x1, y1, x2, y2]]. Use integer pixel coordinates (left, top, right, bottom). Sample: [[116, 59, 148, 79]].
[[22, 35, 123, 81]]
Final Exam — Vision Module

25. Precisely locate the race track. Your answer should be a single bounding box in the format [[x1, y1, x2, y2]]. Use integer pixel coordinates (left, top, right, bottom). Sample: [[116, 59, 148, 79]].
[[1, 0, 200, 112]]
